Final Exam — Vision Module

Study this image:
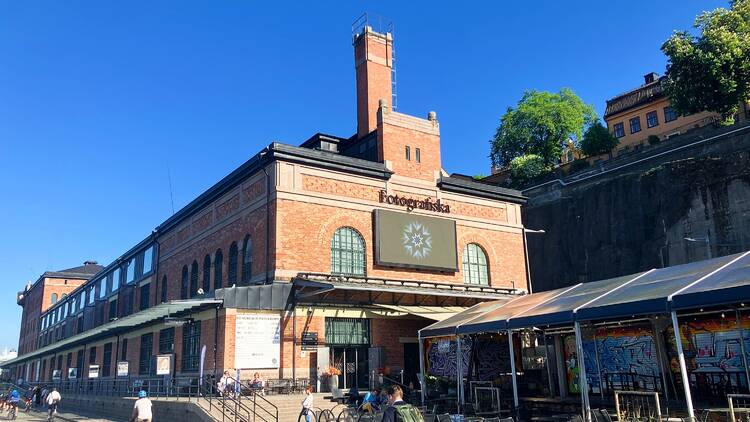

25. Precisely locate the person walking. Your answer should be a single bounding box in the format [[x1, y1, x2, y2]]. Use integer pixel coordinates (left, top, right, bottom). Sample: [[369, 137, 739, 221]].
[[45, 387, 61, 422], [300, 385, 313, 422], [131, 390, 153, 422]]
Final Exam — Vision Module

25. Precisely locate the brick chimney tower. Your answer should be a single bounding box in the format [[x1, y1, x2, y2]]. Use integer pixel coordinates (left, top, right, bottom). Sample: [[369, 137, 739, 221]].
[[353, 24, 393, 139]]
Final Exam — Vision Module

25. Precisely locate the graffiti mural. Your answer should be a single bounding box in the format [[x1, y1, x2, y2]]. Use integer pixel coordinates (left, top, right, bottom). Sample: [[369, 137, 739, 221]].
[[425, 335, 510, 381], [425, 336, 470, 379]]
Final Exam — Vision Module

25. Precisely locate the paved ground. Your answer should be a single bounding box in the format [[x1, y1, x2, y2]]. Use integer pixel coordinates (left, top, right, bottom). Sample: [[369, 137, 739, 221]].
[[9, 408, 128, 421]]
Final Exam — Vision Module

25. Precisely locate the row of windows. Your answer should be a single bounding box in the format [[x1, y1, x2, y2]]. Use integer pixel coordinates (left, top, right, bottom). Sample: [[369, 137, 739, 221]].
[[329, 227, 491, 285], [405, 146, 421, 163], [41, 245, 155, 332], [612, 106, 678, 138], [177, 235, 254, 300], [32, 323, 199, 381]]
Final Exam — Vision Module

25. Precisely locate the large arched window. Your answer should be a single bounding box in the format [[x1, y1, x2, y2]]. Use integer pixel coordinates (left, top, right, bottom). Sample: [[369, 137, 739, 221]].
[[242, 235, 253, 284], [228, 242, 238, 285], [181, 266, 189, 299], [190, 260, 199, 298], [203, 255, 211, 293], [463, 243, 489, 285], [331, 227, 365, 276], [214, 249, 223, 289]]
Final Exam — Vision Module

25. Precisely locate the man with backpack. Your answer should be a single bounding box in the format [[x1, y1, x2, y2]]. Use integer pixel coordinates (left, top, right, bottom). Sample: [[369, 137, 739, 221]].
[[382, 385, 424, 422]]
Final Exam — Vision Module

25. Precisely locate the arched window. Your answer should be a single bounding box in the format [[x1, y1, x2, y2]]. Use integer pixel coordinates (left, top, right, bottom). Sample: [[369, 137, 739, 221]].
[[50, 293, 58, 305], [331, 227, 365, 276], [161, 276, 168, 303], [181, 266, 189, 299], [190, 260, 199, 298], [228, 242, 238, 285], [242, 235, 252, 284], [203, 255, 211, 293], [61, 294, 68, 300], [463, 243, 489, 285], [214, 249, 223, 289]]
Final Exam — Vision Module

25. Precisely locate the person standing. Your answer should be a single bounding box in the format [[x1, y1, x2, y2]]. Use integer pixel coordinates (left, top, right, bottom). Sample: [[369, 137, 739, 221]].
[[382, 385, 423, 422], [300, 385, 313, 422], [131, 390, 153, 422]]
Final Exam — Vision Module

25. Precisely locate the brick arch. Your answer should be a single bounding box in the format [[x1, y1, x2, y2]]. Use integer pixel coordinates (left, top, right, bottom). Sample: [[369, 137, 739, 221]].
[[457, 231, 498, 283]]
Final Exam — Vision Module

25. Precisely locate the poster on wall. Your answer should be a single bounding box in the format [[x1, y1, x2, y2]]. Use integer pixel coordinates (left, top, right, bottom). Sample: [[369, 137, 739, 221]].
[[234, 313, 281, 369], [88, 365, 99, 379], [156, 355, 171, 375], [52, 370, 61, 380], [67, 368, 77, 379], [117, 361, 129, 377], [374, 209, 458, 271]]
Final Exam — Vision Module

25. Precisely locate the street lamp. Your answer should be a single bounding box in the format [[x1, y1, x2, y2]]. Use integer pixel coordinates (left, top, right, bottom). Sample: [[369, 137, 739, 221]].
[[684, 232, 711, 259], [522, 228, 546, 294]]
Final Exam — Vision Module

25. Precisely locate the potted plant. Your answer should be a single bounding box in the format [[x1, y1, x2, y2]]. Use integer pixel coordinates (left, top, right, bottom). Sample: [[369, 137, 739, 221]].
[[323, 366, 341, 392]]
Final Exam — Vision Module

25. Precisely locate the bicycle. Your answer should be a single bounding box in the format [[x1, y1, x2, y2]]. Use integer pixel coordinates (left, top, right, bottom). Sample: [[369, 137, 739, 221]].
[[7, 404, 17, 421], [297, 409, 318, 422]]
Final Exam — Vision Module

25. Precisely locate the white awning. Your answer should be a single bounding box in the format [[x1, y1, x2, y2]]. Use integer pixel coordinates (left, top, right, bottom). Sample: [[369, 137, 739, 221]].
[[374, 304, 467, 321]]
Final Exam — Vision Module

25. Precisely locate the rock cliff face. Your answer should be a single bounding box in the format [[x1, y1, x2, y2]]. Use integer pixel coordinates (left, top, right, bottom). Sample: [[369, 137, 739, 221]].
[[522, 125, 750, 292]]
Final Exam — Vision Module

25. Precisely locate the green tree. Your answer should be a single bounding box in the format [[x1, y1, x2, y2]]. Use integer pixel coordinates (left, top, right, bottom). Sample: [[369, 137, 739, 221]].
[[580, 122, 619, 156], [661, 0, 750, 123], [490, 88, 597, 168], [510, 154, 549, 185]]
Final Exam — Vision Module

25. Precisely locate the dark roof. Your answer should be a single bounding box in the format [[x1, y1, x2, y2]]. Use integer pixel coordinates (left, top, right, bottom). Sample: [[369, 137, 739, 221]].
[[438, 175, 526, 204], [56, 263, 104, 276], [604, 76, 666, 118]]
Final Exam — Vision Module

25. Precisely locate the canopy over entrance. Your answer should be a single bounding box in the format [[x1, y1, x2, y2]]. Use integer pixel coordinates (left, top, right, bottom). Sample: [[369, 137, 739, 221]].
[[423, 251, 750, 336]]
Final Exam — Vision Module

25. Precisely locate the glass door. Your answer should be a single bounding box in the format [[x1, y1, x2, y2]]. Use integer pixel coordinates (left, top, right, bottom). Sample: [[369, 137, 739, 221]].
[[331, 347, 369, 390]]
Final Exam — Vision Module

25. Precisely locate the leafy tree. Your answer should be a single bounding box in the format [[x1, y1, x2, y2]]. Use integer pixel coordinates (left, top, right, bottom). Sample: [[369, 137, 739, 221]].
[[510, 154, 549, 185], [661, 0, 750, 123], [490, 88, 597, 168], [580, 122, 619, 156]]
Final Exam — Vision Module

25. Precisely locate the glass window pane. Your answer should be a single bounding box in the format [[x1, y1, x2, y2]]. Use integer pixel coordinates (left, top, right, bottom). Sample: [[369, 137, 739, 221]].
[[112, 269, 120, 292], [143, 246, 154, 275]]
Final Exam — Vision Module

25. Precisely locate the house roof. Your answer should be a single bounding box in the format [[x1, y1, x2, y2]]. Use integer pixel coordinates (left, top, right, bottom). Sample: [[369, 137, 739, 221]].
[[604, 76, 667, 119]]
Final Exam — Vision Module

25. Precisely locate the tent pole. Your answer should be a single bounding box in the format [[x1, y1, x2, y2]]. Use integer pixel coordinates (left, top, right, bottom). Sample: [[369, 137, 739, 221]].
[[508, 329, 519, 412], [574, 321, 591, 422], [542, 330, 554, 397], [418, 334, 426, 407], [456, 335, 463, 414], [736, 310, 750, 392], [670, 311, 695, 419]]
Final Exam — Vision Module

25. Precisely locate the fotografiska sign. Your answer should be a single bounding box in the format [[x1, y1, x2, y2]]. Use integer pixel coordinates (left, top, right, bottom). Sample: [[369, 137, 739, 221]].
[[379, 190, 450, 214]]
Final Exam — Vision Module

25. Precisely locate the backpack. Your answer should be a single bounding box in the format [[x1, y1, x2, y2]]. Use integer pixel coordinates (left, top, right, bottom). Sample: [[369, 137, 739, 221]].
[[393, 403, 424, 422]]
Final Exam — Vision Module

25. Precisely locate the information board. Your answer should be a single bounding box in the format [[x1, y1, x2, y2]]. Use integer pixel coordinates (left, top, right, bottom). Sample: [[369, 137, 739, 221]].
[[234, 314, 281, 369]]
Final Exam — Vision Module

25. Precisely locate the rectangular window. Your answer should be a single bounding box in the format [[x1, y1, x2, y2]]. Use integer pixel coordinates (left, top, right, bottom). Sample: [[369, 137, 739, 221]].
[[112, 268, 120, 292], [88, 286, 95, 305], [126, 259, 135, 284], [159, 328, 175, 354], [98, 279, 106, 299], [102, 343, 112, 377], [108, 300, 118, 321], [646, 111, 659, 128], [105, 274, 112, 296], [629, 116, 641, 134], [89, 346, 97, 364], [76, 349, 84, 375], [121, 338, 128, 363], [139, 283, 150, 311], [66, 353, 72, 373], [405, 145, 410, 161], [664, 106, 678, 122], [139, 333, 153, 375], [181, 322, 201, 372], [143, 246, 154, 275], [415, 148, 421, 163], [325, 317, 371, 346], [123, 288, 135, 316], [613, 123, 625, 138], [77, 315, 84, 334]]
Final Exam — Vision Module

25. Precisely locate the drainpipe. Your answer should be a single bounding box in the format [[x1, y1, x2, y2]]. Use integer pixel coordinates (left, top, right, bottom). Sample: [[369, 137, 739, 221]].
[[213, 306, 219, 379], [258, 148, 272, 285]]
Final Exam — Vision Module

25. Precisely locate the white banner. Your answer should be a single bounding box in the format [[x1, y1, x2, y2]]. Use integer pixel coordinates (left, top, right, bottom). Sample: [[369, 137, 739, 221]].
[[234, 313, 281, 369]]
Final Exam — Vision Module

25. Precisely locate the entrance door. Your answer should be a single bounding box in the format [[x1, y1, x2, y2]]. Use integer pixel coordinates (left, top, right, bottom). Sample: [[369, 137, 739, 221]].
[[332, 347, 369, 390], [403, 343, 420, 387]]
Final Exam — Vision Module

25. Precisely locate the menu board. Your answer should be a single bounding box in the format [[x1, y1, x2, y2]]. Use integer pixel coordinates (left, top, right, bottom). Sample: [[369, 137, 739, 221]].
[[234, 314, 281, 369]]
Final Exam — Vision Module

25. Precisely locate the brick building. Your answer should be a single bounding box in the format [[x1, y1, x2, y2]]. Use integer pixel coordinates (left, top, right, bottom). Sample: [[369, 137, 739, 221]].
[[4, 21, 528, 391]]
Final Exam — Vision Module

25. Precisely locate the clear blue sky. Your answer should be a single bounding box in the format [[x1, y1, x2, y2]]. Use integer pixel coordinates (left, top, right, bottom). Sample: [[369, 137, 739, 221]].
[[0, 0, 725, 350]]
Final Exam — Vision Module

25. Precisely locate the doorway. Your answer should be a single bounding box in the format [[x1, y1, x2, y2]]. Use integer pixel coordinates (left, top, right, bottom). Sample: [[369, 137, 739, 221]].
[[403, 343, 420, 387], [332, 346, 369, 390]]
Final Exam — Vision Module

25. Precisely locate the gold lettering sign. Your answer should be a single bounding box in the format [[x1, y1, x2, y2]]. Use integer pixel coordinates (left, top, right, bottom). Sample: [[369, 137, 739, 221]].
[[378, 190, 450, 213]]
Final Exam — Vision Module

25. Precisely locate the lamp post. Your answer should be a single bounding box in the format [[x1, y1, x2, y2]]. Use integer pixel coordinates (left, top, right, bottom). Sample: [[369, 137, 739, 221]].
[[684, 231, 711, 259], [522, 228, 546, 293]]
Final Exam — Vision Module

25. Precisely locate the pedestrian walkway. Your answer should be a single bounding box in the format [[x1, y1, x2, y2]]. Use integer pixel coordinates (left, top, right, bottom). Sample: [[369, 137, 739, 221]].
[[12, 408, 128, 421]]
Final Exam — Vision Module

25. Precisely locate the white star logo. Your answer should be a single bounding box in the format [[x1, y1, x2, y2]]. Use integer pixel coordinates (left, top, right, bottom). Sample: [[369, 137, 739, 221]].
[[402, 222, 432, 259]]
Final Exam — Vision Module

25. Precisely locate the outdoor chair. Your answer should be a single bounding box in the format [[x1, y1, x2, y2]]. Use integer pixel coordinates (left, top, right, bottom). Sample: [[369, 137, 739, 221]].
[[437, 414, 452, 422], [591, 409, 613, 422]]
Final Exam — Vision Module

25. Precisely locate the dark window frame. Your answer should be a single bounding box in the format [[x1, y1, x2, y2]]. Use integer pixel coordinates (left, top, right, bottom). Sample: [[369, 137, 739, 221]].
[[161, 276, 168, 303], [214, 250, 223, 289], [242, 236, 252, 284], [646, 110, 659, 128], [629, 116, 642, 134], [190, 260, 199, 298], [102, 343, 112, 377], [664, 106, 678, 122], [228, 242, 238, 285], [613, 123, 625, 138], [181, 322, 201, 372], [139, 283, 150, 311], [139, 333, 153, 375], [203, 255, 211, 293], [181, 265, 189, 299]]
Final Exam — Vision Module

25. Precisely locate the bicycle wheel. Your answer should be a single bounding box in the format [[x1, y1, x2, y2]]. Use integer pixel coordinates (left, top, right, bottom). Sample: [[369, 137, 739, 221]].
[[318, 409, 336, 422], [336, 407, 358, 422], [297, 410, 317, 422]]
